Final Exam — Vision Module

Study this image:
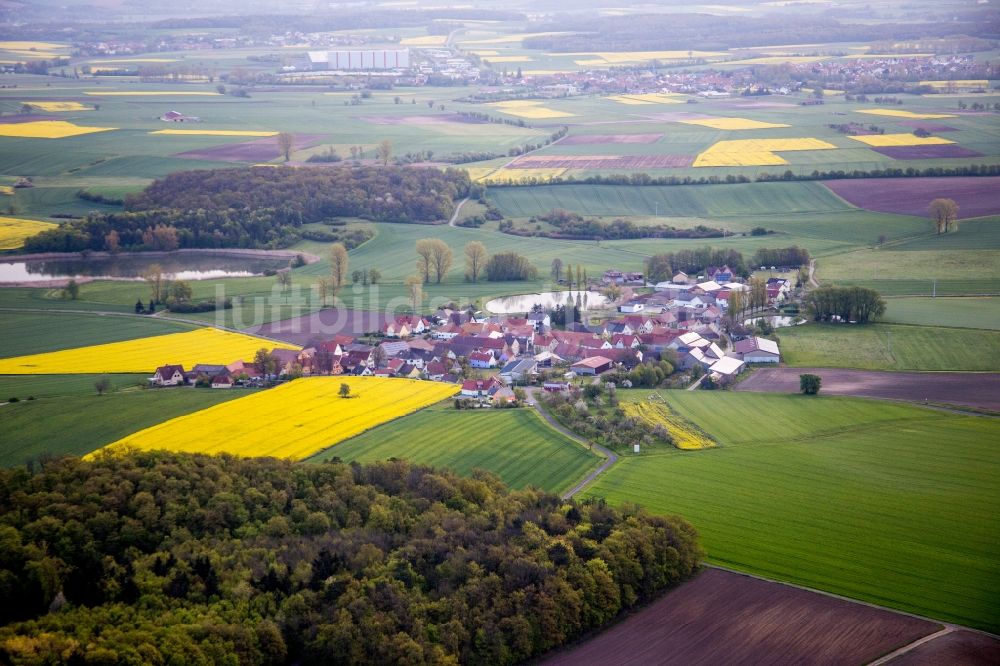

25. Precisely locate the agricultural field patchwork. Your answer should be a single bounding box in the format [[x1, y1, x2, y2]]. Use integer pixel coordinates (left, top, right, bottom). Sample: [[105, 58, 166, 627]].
[[693, 138, 837, 167], [584, 392, 1000, 631], [150, 129, 279, 137], [24, 101, 92, 112], [487, 100, 575, 119], [605, 93, 683, 105], [848, 133, 953, 147], [823, 177, 1000, 219], [855, 108, 956, 120], [0, 328, 298, 374], [0, 216, 56, 249], [678, 117, 790, 130], [97, 377, 459, 460]]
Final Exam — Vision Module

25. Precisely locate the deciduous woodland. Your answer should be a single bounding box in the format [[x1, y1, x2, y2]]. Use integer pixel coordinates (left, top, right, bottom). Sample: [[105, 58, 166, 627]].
[[24, 166, 473, 252], [0, 453, 701, 665]]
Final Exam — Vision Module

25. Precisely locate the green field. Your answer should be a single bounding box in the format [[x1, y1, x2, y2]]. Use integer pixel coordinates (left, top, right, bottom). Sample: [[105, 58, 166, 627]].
[[0, 311, 197, 357], [309, 405, 601, 494], [0, 373, 147, 398], [0, 387, 245, 467], [779, 322, 1000, 371], [883, 297, 1000, 330], [583, 391, 1000, 632]]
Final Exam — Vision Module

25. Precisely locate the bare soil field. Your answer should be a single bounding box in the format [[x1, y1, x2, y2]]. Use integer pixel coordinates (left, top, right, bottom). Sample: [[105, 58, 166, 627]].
[[736, 367, 1000, 411], [886, 630, 1000, 665], [511, 155, 692, 169], [560, 133, 663, 145], [873, 145, 984, 160], [175, 134, 325, 163], [824, 177, 1000, 219], [245, 308, 391, 344], [541, 568, 938, 666]]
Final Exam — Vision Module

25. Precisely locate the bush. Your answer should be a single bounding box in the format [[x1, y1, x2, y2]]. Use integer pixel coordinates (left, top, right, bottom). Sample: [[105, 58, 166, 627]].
[[800, 373, 822, 395]]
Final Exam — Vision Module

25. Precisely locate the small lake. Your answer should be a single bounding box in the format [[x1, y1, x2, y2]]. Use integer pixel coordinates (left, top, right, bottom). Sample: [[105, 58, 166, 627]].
[[486, 290, 608, 314], [0, 253, 293, 284], [743, 315, 805, 328]]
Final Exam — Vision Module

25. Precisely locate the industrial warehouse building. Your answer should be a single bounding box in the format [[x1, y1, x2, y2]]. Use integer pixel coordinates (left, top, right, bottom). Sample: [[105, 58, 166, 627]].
[[306, 49, 411, 71]]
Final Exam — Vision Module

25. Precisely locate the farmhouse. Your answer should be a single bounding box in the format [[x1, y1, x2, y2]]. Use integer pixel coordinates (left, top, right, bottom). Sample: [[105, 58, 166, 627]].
[[571, 356, 614, 376], [159, 110, 200, 122], [150, 364, 185, 386], [733, 336, 781, 363]]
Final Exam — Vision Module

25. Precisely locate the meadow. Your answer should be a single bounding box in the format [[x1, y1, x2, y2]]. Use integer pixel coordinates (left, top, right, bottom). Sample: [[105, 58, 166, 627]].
[[583, 391, 1000, 632], [98, 376, 459, 460], [0, 311, 197, 357], [778, 323, 1000, 371], [882, 297, 1000, 330], [311, 405, 600, 494], [0, 387, 244, 468]]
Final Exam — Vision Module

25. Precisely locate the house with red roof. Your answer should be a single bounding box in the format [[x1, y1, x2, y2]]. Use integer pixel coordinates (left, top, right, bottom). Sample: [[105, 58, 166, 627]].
[[151, 364, 186, 386]]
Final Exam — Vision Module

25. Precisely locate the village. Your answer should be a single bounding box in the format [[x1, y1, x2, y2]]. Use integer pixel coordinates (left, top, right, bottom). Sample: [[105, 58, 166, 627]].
[[150, 265, 790, 403]]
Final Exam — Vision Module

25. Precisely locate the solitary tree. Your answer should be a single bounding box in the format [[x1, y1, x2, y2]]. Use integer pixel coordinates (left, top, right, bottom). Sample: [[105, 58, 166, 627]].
[[415, 239, 434, 283], [929, 198, 959, 234], [339, 383, 351, 398], [135, 298, 144, 314], [551, 257, 563, 282], [428, 239, 454, 284], [276, 270, 291, 290], [464, 241, 487, 283], [800, 373, 822, 395], [376, 139, 393, 166], [169, 280, 192, 303], [329, 243, 349, 293], [144, 264, 165, 303], [277, 133, 295, 162], [405, 275, 423, 313], [62, 279, 80, 301], [94, 376, 111, 395]]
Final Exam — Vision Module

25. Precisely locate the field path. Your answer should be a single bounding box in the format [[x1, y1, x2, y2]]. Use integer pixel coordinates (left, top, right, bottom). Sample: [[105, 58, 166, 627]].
[[808, 258, 819, 287], [447, 196, 470, 227], [868, 627, 955, 665], [525, 387, 618, 499]]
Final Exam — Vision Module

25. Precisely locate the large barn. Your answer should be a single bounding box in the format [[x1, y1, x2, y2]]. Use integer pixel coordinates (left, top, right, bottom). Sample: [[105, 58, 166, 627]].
[[307, 49, 411, 71]]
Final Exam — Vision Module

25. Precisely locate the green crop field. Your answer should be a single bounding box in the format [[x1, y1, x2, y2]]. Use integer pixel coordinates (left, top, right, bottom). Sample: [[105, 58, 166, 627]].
[[309, 405, 600, 494], [0, 374, 147, 398], [0, 311, 197, 357], [779, 322, 1000, 371], [883, 297, 1000, 330], [0, 387, 246, 467], [583, 391, 1000, 632]]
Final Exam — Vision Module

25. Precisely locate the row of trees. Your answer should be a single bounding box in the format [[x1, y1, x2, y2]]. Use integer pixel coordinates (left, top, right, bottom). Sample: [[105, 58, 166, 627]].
[[646, 248, 748, 283], [411, 240, 536, 285], [0, 453, 701, 664], [804, 285, 886, 323], [517, 209, 725, 241]]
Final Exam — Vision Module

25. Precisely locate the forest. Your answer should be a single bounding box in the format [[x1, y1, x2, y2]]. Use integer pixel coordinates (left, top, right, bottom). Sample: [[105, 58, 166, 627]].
[[0, 452, 701, 665], [23, 167, 472, 253], [804, 286, 886, 324], [645, 248, 748, 282]]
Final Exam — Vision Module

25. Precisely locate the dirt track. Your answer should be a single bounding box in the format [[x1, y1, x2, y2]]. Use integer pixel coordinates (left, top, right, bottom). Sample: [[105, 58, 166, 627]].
[[885, 630, 1000, 665], [736, 367, 1000, 411], [541, 568, 939, 666]]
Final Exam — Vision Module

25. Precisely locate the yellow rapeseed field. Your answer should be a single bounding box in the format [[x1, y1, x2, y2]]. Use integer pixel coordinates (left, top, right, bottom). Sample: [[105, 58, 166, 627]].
[[679, 117, 790, 130], [150, 129, 279, 137], [623, 401, 715, 450], [483, 56, 534, 63], [399, 35, 448, 46], [848, 133, 954, 147], [0, 41, 67, 52], [85, 91, 221, 96], [26, 101, 92, 112], [606, 93, 682, 105], [0, 328, 299, 374], [477, 167, 567, 184], [487, 100, 574, 119], [0, 120, 117, 139], [96, 377, 460, 460], [855, 108, 956, 120], [919, 80, 989, 89], [0, 216, 56, 250], [694, 138, 836, 167], [0, 186, 13, 195]]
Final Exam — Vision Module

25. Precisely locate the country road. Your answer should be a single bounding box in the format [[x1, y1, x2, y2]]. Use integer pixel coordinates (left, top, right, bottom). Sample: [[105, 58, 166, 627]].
[[524, 387, 618, 499], [447, 196, 469, 227]]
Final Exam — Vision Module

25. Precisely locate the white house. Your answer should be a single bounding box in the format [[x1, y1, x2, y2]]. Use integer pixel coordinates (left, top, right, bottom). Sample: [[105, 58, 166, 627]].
[[151, 364, 186, 386], [709, 356, 745, 382]]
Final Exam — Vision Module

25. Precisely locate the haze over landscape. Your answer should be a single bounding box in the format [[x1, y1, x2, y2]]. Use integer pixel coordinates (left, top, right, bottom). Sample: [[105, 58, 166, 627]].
[[0, 0, 998, 663]]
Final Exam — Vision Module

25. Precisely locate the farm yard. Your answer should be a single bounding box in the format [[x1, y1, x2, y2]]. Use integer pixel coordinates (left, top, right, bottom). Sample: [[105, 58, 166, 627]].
[[98, 376, 458, 461], [583, 392, 1000, 632]]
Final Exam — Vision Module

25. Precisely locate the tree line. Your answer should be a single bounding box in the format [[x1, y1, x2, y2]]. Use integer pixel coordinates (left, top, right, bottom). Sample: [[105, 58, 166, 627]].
[[505, 209, 726, 241], [24, 167, 471, 253], [0, 452, 701, 665]]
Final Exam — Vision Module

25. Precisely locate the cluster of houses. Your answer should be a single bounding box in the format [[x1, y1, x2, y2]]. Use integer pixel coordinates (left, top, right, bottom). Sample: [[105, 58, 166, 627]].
[[150, 268, 786, 399]]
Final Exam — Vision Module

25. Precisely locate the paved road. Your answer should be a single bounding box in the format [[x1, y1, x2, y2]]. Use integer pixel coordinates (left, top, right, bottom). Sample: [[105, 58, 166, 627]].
[[524, 387, 619, 499]]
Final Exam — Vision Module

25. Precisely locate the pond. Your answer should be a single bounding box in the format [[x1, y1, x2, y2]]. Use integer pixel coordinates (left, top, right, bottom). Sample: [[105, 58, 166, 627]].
[[0, 253, 294, 284], [486, 290, 608, 314], [743, 315, 805, 328]]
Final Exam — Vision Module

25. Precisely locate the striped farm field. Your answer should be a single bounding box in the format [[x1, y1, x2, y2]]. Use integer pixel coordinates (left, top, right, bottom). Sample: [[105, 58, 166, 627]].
[[25, 101, 91, 112], [678, 117, 789, 130], [97, 377, 459, 460], [583, 392, 1000, 631], [694, 138, 836, 167], [312, 405, 600, 493], [0, 216, 56, 249], [0, 327, 298, 374], [855, 108, 956, 120], [848, 134, 953, 147]]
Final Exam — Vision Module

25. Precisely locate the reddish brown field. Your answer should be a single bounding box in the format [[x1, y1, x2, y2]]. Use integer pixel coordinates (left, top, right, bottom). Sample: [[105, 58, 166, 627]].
[[510, 155, 693, 169], [245, 308, 392, 345], [886, 630, 1000, 665], [873, 145, 983, 160], [175, 134, 325, 163], [542, 568, 938, 666], [735, 367, 1000, 411], [897, 120, 959, 132], [560, 133, 663, 145], [824, 177, 1000, 219]]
